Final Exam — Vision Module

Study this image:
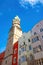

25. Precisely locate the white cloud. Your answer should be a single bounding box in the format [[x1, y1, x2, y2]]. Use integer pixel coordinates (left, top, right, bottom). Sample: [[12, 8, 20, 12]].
[[19, 0, 43, 8]]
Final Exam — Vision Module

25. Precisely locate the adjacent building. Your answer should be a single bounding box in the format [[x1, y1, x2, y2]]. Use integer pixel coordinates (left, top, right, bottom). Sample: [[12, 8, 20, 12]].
[[31, 20, 43, 65], [18, 32, 34, 65]]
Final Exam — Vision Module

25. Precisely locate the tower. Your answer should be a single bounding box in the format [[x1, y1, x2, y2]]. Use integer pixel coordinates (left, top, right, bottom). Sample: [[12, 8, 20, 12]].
[[12, 16, 22, 44], [2, 16, 22, 65]]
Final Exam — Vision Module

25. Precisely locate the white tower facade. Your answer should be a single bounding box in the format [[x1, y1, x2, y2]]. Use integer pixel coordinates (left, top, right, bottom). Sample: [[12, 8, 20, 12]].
[[12, 16, 22, 44]]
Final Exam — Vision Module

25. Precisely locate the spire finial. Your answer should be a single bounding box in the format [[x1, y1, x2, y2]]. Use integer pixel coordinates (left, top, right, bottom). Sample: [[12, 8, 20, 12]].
[[12, 16, 20, 27], [14, 16, 20, 21]]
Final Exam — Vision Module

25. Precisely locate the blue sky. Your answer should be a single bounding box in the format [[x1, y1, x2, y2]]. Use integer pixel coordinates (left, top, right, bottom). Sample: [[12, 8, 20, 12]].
[[0, 0, 43, 53]]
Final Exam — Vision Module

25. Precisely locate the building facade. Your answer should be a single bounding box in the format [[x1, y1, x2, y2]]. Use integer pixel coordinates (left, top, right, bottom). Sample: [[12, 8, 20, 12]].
[[0, 16, 43, 65]]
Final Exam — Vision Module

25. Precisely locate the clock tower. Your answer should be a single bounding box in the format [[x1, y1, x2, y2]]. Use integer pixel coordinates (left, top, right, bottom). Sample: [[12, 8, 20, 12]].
[[2, 16, 22, 65]]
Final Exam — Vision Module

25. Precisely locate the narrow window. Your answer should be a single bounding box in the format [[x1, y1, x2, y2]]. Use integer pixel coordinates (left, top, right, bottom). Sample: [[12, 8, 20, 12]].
[[29, 45, 32, 50], [24, 42, 25, 45], [38, 45, 42, 51], [34, 32, 37, 35], [19, 50, 21, 55], [5, 60, 7, 64], [40, 28, 43, 32], [30, 55, 33, 60], [42, 36, 43, 38], [28, 39, 30, 42], [14, 57, 16, 63]]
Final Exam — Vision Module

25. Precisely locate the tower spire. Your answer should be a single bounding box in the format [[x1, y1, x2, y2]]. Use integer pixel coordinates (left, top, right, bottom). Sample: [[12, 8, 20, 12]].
[[12, 16, 20, 28]]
